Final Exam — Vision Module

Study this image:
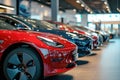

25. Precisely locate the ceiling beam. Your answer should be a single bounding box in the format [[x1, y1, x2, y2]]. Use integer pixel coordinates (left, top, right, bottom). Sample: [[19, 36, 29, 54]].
[[65, 0, 83, 10]]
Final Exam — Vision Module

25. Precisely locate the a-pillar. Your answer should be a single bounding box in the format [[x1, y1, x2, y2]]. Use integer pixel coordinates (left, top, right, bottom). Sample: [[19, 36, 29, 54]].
[[51, 0, 59, 21], [81, 14, 88, 27]]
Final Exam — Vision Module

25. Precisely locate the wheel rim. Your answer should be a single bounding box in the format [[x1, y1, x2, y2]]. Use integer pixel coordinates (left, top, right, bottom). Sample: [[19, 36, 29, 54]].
[[6, 52, 36, 80]]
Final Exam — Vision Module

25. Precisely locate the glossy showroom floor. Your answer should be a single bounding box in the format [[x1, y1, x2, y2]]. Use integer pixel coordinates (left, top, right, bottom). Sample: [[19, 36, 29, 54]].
[[45, 38, 120, 80]]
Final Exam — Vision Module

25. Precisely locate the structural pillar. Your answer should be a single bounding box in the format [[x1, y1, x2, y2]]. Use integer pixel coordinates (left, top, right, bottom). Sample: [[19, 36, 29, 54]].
[[95, 22, 101, 30], [51, 0, 59, 21], [110, 24, 113, 32], [16, 0, 20, 15], [81, 14, 88, 27], [118, 24, 120, 36]]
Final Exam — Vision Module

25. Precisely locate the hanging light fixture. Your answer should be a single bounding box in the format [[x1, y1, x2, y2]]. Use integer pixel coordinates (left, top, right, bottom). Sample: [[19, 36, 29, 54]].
[[81, 4, 84, 7], [0, 4, 14, 10], [73, 9, 76, 12], [104, 0, 111, 13], [104, 1, 107, 5], [76, 0, 80, 3], [117, 0, 120, 12], [117, 8, 120, 12]]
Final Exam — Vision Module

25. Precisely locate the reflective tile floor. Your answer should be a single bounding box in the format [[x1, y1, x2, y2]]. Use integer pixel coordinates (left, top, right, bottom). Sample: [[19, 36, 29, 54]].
[[45, 38, 120, 80]]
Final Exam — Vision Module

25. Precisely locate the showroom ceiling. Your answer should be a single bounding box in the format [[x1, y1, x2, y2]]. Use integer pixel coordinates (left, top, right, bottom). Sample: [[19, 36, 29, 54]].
[[34, 0, 120, 14]]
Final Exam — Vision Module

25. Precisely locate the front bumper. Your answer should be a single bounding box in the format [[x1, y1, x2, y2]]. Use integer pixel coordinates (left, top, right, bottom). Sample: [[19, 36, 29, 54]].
[[93, 39, 99, 49], [74, 39, 92, 55], [42, 47, 78, 77]]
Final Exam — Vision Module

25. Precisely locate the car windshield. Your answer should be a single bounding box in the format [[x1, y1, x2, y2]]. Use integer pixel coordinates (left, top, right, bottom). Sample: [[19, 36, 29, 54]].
[[13, 15, 56, 30], [0, 20, 16, 30], [76, 26, 91, 32], [10, 15, 33, 30], [40, 21, 57, 29], [45, 21, 64, 29], [78, 27, 87, 30], [27, 20, 56, 30]]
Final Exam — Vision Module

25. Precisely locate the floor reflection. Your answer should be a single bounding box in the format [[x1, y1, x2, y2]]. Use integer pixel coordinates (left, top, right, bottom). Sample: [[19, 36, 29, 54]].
[[44, 74, 73, 80], [87, 52, 97, 56], [75, 60, 89, 66]]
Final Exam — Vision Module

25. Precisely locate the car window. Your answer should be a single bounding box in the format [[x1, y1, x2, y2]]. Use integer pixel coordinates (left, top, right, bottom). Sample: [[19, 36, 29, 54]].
[[0, 16, 29, 30], [40, 21, 57, 29], [0, 20, 15, 30], [12, 15, 33, 29], [32, 20, 54, 29], [15, 16, 55, 29], [24, 19, 55, 30]]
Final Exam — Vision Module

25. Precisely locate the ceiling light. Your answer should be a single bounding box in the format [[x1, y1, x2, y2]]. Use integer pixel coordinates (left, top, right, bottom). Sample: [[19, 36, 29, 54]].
[[117, 0, 120, 12], [90, 11, 93, 14], [76, 0, 80, 3], [41, 5, 44, 7], [107, 9, 111, 13], [59, 11, 63, 14], [87, 9, 90, 12], [117, 8, 119, 10], [81, 4, 84, 7], [73, 9, 76, 12], [117, 8, 120, 12], [79, 0, 93, 13], [106, 6, 109, 9], [0, 5, 14, 10], [104, 1, 111, 13], [104, 1, 107, 5]]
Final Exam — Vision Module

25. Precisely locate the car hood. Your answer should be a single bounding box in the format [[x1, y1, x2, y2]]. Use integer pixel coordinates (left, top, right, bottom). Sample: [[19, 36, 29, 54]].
[[38, 28, 67, 35], [37, 29, 74, 39], [13, 30, 76, 47], [28, 31, 66, 40]]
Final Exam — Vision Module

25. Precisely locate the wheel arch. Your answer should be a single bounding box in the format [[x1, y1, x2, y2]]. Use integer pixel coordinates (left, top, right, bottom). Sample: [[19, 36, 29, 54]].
[[0, 42, 44, 78]]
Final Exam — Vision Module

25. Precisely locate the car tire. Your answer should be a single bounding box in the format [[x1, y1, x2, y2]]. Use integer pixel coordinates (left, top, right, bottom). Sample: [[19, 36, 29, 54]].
[[2, 47, 43, 80]]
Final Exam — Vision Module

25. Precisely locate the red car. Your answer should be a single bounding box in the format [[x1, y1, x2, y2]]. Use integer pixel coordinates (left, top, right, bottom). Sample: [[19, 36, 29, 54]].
[[0, 20, 77, 80], [46, 21, 99, 49]]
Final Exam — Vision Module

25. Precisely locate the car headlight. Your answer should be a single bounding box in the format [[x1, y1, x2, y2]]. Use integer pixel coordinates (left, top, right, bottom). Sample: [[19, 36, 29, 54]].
[[81, 41, 87, 46], [78, 37, 86, 40], [77, 34, 87, 40], [37, 36, 64, 48], [66, 32, 79, 39], [75, 40, 87, 46]]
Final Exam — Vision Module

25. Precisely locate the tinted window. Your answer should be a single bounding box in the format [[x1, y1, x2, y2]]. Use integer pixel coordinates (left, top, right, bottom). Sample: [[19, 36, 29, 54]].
[[13, 15, 57, 29], [0, 16, 29, 30], [40, 21, 56, 29], [0, 20, 15, 30]]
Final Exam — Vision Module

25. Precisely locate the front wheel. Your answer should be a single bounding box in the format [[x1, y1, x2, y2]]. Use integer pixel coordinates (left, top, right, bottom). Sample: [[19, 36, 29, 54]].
[[2, 47, 43, 80]]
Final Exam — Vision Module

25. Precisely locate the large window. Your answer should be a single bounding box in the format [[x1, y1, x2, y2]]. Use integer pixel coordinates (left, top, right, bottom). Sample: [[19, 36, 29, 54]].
[[88, 14, 120, 22]]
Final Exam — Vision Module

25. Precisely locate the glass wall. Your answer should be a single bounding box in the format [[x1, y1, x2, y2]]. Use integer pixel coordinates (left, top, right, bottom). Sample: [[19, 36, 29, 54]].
[[88, 14, 120, 22], [87, 14, 120, 34]]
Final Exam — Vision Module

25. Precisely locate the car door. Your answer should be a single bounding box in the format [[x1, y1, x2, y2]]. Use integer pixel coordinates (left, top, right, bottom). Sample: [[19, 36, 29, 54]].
[[0, 20, 13, 51]]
